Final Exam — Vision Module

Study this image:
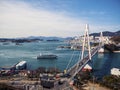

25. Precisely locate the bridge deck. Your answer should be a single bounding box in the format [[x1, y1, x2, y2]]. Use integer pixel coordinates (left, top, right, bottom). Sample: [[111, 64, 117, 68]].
[[67, 46, 101, 79]]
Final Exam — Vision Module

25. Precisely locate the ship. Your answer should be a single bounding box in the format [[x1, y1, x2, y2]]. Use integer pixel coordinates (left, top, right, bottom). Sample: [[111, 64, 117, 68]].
[[37, 53, 57, 59]]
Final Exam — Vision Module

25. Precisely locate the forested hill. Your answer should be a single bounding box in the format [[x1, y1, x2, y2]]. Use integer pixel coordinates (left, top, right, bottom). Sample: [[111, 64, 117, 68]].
[[90, 30, 120, 37]]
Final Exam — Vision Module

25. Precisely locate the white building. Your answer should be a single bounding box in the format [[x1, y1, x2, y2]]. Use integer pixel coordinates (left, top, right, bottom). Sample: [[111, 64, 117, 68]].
[[98, 47, 104, 53], [82, 64, 92, 71], [16, 61, 27, 70], [111, 68, 120, 76], [95, 36, 111, 44]]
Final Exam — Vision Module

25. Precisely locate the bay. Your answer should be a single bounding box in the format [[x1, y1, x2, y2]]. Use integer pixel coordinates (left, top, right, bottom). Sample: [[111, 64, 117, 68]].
[[0, 41, 120, 78]]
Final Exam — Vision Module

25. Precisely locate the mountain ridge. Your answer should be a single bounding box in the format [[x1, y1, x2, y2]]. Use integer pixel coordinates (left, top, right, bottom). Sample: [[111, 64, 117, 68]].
[[0, 30, 120, 41], [90, 30, 120, 37]]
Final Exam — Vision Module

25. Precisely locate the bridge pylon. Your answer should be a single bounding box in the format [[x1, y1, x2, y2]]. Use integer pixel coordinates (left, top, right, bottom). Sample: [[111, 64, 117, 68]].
[[66, 24, 100, 84], [100, 32, 104, 46], [81, 24, 91, 60]]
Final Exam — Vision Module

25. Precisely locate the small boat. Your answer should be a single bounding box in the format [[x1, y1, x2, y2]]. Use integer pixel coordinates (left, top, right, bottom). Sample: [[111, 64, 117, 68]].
[[37, 53, 57, 59]]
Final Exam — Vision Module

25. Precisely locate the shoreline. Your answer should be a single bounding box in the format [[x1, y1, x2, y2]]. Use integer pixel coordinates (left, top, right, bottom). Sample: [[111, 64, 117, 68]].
[[113, 50, 120, 53]]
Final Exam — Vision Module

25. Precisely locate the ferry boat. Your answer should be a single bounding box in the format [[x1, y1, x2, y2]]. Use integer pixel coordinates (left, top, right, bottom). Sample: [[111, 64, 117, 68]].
[[37, 53, 57, 59]]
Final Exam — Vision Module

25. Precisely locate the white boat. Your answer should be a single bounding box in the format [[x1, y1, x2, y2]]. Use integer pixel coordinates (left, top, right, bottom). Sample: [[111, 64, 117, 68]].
[[37, 53, 57, 59]]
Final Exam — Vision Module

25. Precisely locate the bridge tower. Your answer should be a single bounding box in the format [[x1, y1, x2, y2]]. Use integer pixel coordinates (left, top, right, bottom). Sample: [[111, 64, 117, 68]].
[[100, 32, 104, 45], [81, 24, 91, 60], [98, 32, 104, 53]]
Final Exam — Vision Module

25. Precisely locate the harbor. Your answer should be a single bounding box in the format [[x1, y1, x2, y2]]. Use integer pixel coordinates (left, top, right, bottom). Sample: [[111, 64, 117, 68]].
[[0, 35, 120, 89], [0, 0, 120, 89]]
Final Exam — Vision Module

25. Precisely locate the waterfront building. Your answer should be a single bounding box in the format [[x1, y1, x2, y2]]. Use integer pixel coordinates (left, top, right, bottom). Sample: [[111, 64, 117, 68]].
[[111, 68, 120, 76], [82, 64, 92, 71], [15, 61, 27, 70], [95, 36, 111, 44]]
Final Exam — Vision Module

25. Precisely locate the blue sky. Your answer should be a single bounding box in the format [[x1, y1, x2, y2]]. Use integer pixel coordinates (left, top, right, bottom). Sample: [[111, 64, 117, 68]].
[[0, 0, 120, 38], [29, 0, 120, 24]]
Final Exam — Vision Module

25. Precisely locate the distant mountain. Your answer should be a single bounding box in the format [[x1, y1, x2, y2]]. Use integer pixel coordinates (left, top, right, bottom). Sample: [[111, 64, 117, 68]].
[[90, 30, 120, 37], [27, 36, 73, 41], [0, 36, 74, 43]]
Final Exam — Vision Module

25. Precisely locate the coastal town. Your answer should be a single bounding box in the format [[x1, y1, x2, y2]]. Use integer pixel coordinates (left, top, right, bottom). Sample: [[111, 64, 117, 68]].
[[0, 0, 120, 90], [0, 30, 120, 90]]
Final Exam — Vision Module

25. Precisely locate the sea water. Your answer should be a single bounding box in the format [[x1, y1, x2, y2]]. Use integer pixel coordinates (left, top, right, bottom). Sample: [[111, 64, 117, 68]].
[[0, 41, 120, 78]]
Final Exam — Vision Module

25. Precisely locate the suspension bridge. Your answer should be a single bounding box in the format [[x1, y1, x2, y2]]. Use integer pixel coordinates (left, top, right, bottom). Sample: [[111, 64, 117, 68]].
[[64, 24, 104, 83], [40, 24, 104, 90]]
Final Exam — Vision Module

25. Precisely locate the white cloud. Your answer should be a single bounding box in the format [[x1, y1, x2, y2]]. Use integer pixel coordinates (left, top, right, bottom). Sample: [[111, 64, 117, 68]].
[[0, 1, 119, 38], [0, 1, 86, 38]]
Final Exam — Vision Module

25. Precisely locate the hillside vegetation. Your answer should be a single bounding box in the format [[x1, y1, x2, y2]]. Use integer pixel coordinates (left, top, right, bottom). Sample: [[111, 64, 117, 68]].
[[110, 36, 120, 44]]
